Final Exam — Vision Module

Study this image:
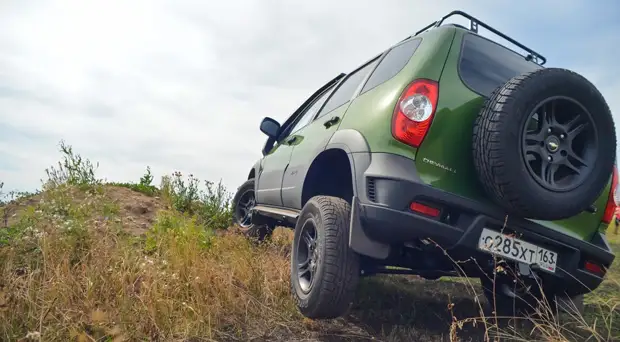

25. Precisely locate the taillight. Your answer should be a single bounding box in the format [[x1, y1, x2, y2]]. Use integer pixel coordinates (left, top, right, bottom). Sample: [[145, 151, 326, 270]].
[[602, 166, 618, 224], [391, 79, 439, 147]]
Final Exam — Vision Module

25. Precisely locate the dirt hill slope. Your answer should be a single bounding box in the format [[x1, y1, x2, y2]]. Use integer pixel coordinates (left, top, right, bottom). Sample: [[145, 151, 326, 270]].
[[2, 185, 163, 235]]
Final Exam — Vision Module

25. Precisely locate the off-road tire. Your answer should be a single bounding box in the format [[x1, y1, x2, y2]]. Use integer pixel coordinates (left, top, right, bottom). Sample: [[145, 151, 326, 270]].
[[473, 68, 616, 220], [290, 196, 360, 319], [231, 179, 273, 241]]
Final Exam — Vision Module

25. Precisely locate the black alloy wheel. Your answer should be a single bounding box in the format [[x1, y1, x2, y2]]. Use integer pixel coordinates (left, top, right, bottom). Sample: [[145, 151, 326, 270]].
[[232, 179, 273, 241], [521, 96, 598, 192], [296, 219, 319, 293], [234, 187, 255, 228]]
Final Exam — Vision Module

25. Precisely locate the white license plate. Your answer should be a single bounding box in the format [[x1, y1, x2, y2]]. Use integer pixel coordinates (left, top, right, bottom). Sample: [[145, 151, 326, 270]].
[[478, 228, 558, 273]]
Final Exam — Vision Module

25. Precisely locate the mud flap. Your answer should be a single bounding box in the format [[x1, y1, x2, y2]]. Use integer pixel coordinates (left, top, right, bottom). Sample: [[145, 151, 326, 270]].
[[349, 196, 390, 259]]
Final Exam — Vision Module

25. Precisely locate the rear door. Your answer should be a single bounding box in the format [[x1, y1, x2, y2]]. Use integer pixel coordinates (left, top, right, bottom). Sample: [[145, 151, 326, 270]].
[[281, 57, 381, 209], [255, 75, 342, 206]]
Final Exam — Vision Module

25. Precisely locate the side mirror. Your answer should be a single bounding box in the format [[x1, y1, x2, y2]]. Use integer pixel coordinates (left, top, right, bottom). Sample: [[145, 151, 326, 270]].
[[260, 117, 280, 138]]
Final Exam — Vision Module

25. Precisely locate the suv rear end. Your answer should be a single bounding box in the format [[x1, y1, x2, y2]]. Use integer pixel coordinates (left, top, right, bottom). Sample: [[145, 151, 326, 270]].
[[416, 27, 616, 242], [340, 12, 616, 305]]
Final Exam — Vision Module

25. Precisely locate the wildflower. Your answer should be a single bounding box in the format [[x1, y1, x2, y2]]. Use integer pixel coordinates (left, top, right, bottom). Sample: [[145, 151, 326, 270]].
[[25, 331, 41, 340]]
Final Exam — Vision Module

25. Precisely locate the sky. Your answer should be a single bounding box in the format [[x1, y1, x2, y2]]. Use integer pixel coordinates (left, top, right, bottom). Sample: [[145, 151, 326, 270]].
[[0, 0, 619, 195]]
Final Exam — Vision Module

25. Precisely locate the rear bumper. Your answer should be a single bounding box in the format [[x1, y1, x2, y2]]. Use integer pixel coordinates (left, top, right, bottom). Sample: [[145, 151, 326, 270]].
[[352, 153, 614, 296]]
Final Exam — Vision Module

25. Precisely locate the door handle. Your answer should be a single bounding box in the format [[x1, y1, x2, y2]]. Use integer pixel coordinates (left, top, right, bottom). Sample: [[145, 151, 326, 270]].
[[286, 136, 298, 144], [323, 116, 340, 128]]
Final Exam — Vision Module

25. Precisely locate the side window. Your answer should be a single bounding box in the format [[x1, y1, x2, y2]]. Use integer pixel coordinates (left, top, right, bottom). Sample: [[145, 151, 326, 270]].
[[316, 58, 380, 119], [289, 86, 334, 134], [360, 38, 422, 94]]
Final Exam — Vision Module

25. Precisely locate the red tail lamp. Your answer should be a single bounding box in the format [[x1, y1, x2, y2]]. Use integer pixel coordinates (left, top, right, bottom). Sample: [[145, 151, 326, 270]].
[[392, 79, 439, 148]]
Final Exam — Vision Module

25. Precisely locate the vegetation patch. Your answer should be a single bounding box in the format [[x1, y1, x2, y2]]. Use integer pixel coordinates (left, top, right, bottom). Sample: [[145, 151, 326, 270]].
[[0, 142, 619, 341]]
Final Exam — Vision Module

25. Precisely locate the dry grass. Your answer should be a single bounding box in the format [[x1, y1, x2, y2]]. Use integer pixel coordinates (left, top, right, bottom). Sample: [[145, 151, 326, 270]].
[[0, 184, 301, 341], [1, 142, 620, 341], [443, 224, 620, 342]]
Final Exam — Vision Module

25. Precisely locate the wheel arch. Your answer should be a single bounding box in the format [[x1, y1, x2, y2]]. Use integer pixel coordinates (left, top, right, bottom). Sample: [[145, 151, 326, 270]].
[[301, 148, 354, 207], [248, 160, 261, 181], [300, 129, 371, 206], [301, 129, 390, 260]]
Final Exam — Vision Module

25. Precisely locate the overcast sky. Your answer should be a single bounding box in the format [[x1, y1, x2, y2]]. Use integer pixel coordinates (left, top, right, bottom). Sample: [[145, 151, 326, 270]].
[[1, 0, 619, 195]]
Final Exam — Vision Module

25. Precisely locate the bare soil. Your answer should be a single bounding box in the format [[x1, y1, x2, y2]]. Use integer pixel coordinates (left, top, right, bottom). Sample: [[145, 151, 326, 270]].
[[104, 186, 164, 235]]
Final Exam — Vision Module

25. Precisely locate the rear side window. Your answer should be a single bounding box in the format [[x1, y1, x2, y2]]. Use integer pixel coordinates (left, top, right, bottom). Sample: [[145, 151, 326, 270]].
[[459, 33, 542, 97], [316, 58, 380, 118], [360, 38, 422, 94]]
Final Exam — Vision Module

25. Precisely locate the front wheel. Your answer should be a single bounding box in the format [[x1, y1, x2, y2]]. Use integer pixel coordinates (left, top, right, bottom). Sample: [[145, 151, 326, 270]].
[[290, 196, 360, 319], [231, 179, 273, 241]]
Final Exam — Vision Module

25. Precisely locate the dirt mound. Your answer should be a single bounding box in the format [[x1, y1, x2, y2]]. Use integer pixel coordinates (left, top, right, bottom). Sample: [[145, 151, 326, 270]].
[[104, 186, 164, 235], [1, 185, 165, 236]]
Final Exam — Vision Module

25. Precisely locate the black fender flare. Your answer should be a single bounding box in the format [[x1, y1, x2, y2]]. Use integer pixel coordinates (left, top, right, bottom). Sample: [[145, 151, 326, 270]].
[[324, 129, 369, 201], [326, 129, 390, 259]]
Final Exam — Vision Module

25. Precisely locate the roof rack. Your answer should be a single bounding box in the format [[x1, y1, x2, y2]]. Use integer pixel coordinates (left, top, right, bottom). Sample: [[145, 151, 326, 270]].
[[413, 10, 547, 66]]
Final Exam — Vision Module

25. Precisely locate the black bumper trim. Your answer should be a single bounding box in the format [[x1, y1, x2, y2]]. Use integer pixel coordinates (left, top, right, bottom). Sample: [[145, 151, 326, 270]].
[[353, 153, 614, 295], [360, 201, 611, 294]]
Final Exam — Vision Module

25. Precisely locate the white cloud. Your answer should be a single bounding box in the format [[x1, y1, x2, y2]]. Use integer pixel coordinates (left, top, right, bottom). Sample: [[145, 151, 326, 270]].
[[0, 0, 618, 194]]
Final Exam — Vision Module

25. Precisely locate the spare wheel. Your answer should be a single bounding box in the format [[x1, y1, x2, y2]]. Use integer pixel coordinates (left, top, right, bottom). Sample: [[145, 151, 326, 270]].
[[472, 68, 616, 220]]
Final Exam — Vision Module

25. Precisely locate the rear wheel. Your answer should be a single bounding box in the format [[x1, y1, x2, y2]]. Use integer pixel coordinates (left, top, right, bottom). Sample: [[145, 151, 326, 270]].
[[290, 196, 360, 319], [232, 179, 273, 241]]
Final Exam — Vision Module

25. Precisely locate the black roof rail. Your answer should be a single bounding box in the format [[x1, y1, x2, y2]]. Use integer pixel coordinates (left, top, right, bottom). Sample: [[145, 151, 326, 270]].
[[413, 10, 547, 66]]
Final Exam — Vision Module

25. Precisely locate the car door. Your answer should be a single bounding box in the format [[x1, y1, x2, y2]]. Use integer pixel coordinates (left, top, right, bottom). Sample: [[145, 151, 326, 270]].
[[255, 74, 344, 207], [255, 140, 295, 206], [281, 57, 381, 209]]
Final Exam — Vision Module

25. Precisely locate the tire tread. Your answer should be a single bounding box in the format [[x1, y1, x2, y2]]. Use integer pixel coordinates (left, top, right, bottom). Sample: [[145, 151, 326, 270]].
[[472, 68, 616, 220], [292, 195, 360, 319]]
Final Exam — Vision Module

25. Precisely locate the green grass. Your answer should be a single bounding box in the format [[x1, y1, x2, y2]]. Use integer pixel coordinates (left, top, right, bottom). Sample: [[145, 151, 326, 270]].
[[579, 231, 620, 337]]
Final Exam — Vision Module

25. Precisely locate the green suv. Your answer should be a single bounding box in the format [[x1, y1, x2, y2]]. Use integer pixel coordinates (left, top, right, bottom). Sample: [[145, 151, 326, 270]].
[[232, 11, 618, 318]]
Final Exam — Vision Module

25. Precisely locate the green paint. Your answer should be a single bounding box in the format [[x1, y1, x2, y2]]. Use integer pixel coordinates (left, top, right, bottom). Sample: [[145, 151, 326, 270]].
[[259, 23, 613, 243], [288, 106, 348, 168], [338, 26, 456, 160], [340, 26, 612, 241]]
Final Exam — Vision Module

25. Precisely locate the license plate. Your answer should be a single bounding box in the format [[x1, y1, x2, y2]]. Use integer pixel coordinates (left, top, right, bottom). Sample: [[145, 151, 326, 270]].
[[478, 228, 558, 273]]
